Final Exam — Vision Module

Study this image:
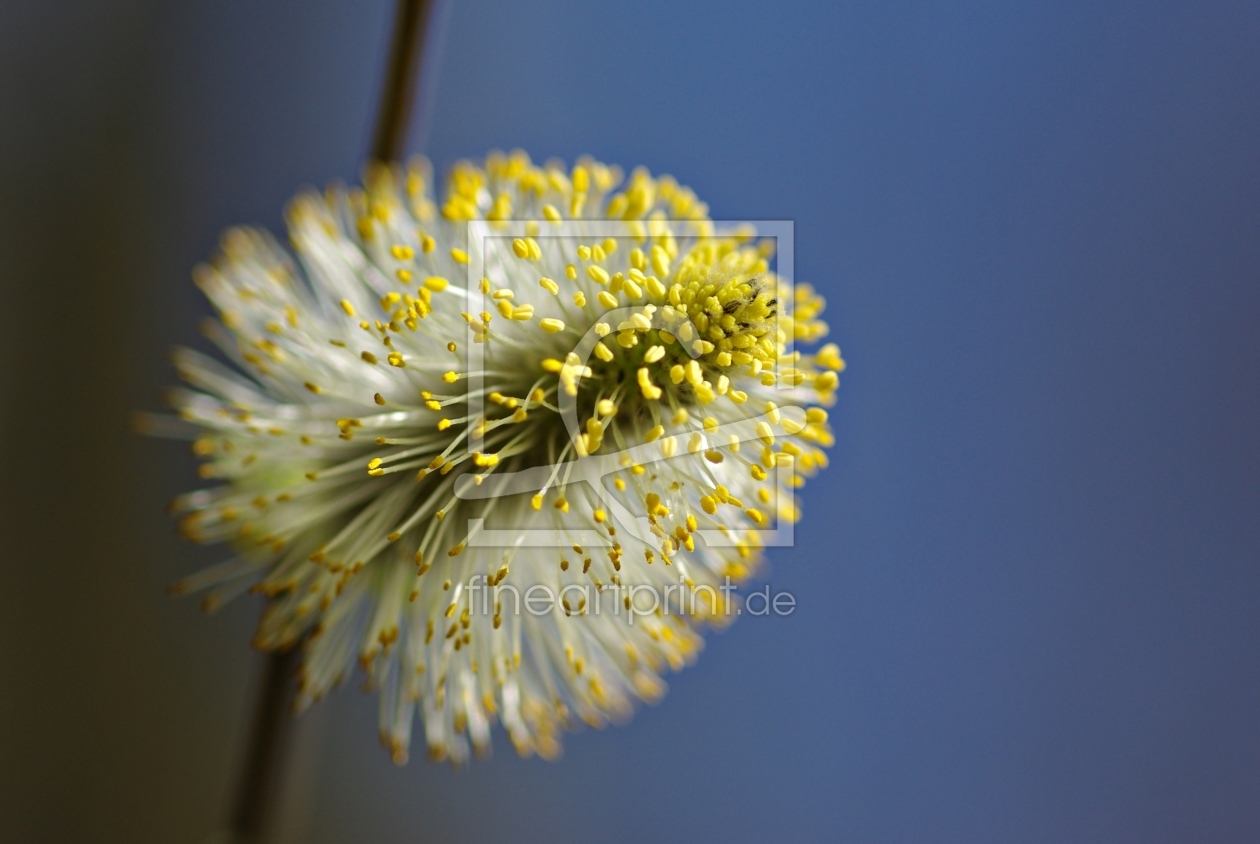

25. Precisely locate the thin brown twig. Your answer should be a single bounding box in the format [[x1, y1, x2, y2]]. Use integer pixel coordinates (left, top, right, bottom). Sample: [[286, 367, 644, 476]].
[[371, 0, 435, 162], [222, 3, 435, 840], [228, 647, 301, 842]]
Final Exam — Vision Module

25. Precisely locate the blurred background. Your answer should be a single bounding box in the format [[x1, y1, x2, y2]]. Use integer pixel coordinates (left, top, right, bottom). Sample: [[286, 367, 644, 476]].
[[2, 0, 1258, 841]]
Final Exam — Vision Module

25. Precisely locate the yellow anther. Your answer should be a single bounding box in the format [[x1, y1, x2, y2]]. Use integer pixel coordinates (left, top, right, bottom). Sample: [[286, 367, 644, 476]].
[[541, 358, 563, 372], [511, 304, 534, 320], [531, 494, 543, 510], [539, 318, 565, 333], [539, 276, 560, 295], [361, 351, 378, 364], [450, 248, 469, 264], [542, 204, 561, 222], [340, 299, 355, 316], [593, 509, 607, 523], [597, 291, 618, 309], [700, 495, 717, 515], [420, 234, 435, 253], [388, 352, 405, 367], [643, 344, 665, 363], [650, 244, 671, 276], [424, 276, 449, 292], [816, 343, 845, 371], [781, 415, 806, 434], [637, 367, 662, 400], [684, 360, 703, 386], [645, 424, 664, 442], [304, 382, 321, 394], [587, 265, 610, 285], [442, 371, 458, 383], [512, 238, 530, 258], [374, 393, 386, 405]]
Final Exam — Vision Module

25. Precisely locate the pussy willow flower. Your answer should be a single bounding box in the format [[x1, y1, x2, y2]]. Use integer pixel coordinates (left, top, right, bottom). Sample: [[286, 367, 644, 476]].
[[155, 151, 843, 764]]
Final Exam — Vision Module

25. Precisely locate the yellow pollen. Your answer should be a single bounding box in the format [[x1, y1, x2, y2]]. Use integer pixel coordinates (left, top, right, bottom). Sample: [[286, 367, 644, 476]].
[[637, 368, 662, 400]]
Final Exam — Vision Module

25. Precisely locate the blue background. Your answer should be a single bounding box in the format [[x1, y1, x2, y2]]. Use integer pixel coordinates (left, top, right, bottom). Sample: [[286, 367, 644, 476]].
[[2, 1, 1257, 841]]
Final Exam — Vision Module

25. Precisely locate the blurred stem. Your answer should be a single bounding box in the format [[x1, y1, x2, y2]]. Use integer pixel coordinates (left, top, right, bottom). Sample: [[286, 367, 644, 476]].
[[372, 0, 435, 162], [228, 647, 301, 842], [223, 2, 434, 840]]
